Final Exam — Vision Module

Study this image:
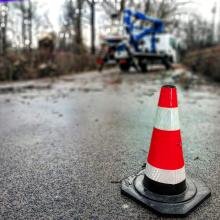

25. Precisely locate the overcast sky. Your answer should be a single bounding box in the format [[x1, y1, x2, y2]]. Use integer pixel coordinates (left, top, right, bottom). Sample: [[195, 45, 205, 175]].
[[39, 0, 219, 30]]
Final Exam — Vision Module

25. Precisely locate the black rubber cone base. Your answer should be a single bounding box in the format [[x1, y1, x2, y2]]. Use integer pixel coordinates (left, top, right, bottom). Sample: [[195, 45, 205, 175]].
[[121, 170, 211, 217]]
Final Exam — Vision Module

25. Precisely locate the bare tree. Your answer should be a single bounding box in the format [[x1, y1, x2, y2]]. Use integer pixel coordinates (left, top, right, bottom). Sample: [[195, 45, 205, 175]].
[[60, 0, 74, 51], [86, 0, 96, 54], [119, 0, 125, 14], [211, 2, 217, 43], [34, 11, 54, 35], [61, 0, 86, 53], [75, 0, 84, 45], [0, 3, 8, 55], [144, 0, 151, 13], [183, 14, 213, 50], [100, 0, 126, 20], [12, 0, 35, 52]]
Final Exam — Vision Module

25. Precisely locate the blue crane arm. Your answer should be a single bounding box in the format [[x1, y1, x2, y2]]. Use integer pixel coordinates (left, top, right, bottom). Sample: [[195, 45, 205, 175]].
[[123, 9, 164, 53], [123, 9, 164, 35]]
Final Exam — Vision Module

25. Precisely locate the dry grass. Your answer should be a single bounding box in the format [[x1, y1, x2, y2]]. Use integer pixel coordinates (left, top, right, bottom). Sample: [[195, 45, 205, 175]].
[[55, 52, 96, 75], [183, 45, 220, 81], [0, 51, 97, 81]]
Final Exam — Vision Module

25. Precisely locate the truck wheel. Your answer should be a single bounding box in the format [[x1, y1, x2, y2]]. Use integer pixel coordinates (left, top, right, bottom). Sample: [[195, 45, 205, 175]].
[[162, 56, 171, 70], [164, 62, 171, 70], [119, 60, 130, 72], [139, 60, 148, 73]]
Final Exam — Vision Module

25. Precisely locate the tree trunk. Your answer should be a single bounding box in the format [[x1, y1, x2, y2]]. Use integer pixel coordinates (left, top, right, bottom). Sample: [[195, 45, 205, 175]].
[[2, 10, 7, 55], [75, 0, 83, 45], [119, 0, 125, 14], [20, 2, 26, 49], [145, 0, 151, 14], [28, 0, 32, 52], [90, 0, 95, 54], [0, 3, 8, 55]]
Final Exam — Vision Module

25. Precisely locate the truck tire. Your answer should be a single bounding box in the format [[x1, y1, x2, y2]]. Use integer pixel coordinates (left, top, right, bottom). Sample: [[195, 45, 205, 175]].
[[119, 60, 130, 72], [162, 56, 171, 70], [138, 59, 148, 73]]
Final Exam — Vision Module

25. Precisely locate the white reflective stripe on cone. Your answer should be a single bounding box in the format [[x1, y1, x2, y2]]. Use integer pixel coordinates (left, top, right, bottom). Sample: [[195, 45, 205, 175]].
[[154, 107, 180, 131], [145, 162, 186, 185]]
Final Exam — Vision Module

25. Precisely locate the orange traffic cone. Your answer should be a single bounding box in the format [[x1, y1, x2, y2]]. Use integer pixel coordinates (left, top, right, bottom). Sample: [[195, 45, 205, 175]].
[[121, 85, 211, 217]]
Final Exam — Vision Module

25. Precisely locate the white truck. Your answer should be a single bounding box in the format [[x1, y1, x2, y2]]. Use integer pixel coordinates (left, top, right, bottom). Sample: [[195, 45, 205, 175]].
[[141, 33, 178, 63], [113, 33, 178, 72]]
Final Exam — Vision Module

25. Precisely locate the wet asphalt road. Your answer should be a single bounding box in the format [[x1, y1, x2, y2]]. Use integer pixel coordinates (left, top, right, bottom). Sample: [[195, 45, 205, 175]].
[[0, 69, 220, 219]]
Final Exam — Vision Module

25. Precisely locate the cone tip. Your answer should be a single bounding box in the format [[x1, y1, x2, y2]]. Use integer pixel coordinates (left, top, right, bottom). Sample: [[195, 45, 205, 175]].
[[159, 85, 178, 108], [162, 85, 176, 89]]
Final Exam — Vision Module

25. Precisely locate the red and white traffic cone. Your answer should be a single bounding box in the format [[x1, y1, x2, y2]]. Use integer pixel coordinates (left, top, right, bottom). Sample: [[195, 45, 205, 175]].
[[121, 85, 211, 217], [144, 85, 186, 195]]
